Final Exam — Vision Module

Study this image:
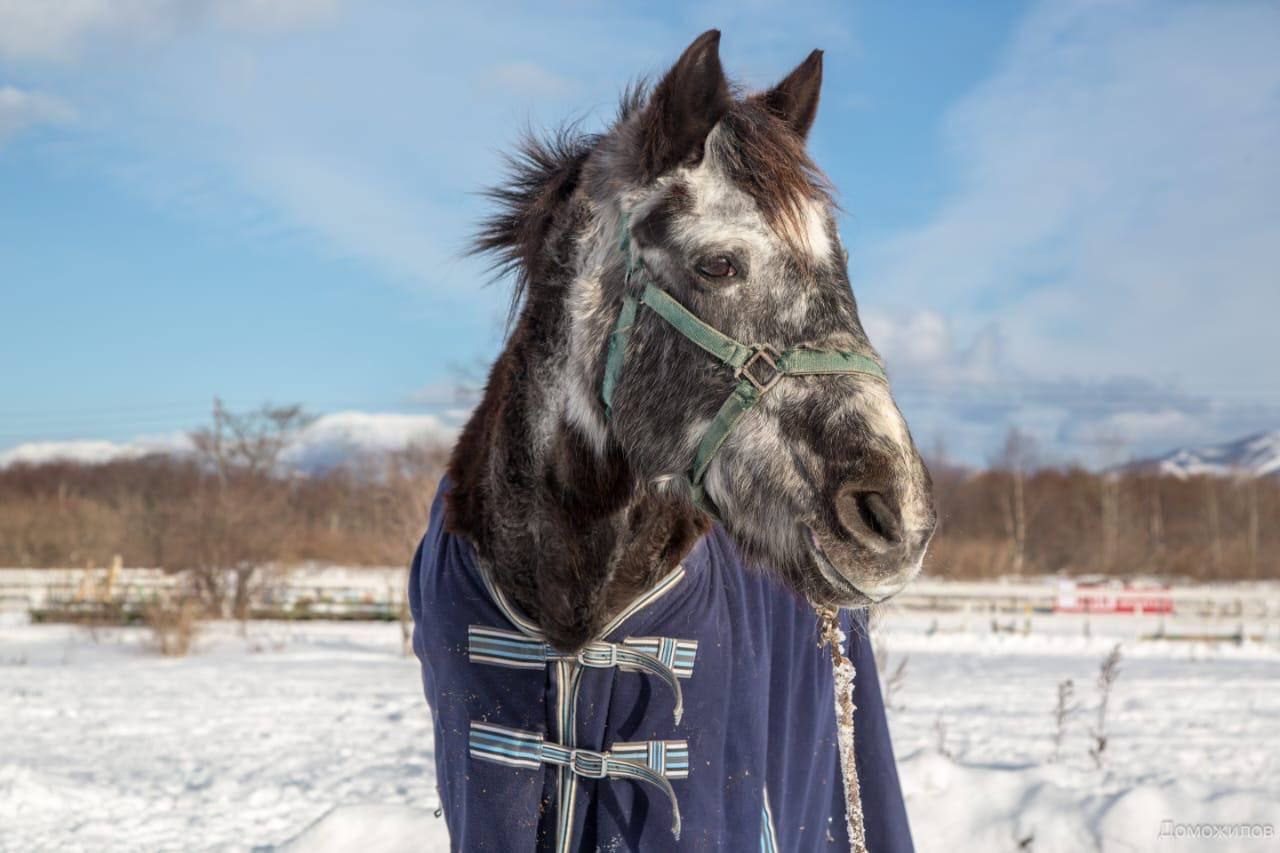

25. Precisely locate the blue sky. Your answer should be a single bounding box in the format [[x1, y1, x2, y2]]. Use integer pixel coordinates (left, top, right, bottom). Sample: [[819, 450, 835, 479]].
[[2, 0, 1278, 465]]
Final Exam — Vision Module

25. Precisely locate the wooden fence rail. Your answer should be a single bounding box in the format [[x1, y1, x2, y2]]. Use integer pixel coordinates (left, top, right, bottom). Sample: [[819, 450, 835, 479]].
[[3, 568, 1279, 624]]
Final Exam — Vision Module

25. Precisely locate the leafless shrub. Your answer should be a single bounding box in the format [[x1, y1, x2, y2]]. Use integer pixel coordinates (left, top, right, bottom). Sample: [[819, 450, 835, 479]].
[[884, 657, 909, 712], [933, 715, 952, 759], [1089, 644, 1123, 768], [398, 595, 414, 657], [144, 598, 205, 657], [873, 633, 909, 713], [1050, 678, 1077, 763]]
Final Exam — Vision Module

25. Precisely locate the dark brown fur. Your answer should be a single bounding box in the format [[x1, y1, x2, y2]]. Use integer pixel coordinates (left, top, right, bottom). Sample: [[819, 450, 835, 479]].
[[449, 116, 709, 647]]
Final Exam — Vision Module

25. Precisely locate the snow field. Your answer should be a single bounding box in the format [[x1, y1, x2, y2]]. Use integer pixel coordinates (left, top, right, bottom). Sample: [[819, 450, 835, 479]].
[[1, 611, 1277, 851]]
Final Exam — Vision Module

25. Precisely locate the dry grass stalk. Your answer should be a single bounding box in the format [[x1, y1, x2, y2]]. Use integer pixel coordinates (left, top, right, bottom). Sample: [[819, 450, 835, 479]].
[[144, 598, 204, 657]]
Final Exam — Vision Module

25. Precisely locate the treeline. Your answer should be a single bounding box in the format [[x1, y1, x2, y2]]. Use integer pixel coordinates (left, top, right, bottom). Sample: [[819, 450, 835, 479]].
[[0, 452, 446, 568], [928, 461, 1279, 581], [1, 408, 1276, 589], [0, 403, 446, 617]]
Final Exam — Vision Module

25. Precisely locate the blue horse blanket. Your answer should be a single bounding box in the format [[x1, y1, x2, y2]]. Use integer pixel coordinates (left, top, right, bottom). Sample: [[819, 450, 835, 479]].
[[410, 479, 914, 852]]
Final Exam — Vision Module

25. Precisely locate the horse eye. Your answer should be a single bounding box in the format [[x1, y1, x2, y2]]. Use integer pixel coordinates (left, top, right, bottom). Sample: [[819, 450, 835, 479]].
[[697, 256, 736, 279]]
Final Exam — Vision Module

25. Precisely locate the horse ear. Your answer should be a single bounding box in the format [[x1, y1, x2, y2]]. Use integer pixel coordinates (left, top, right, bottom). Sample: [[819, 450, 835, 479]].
[[637, 29, 731, 181], [754, 49, 823, 140]]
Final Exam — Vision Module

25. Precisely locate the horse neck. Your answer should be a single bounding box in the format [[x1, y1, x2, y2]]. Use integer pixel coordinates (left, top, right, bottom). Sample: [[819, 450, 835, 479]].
[[445, 255, 705, 651]]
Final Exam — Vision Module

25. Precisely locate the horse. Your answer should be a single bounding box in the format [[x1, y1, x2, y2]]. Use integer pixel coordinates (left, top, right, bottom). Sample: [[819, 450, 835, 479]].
[[409, 29, 935, 853]]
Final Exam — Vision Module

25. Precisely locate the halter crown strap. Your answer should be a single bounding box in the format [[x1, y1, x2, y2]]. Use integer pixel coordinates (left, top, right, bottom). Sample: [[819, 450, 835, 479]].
[[602, 214, 889, 517]]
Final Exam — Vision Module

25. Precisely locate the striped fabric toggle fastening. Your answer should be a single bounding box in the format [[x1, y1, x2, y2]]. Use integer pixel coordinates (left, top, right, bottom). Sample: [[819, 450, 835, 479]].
[[469, 721, 689, 840], [468, 625, 697, 724]]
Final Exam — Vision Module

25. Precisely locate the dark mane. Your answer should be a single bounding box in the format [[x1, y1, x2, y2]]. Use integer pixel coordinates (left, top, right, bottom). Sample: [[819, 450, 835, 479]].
[[470, 126, 597, 329]]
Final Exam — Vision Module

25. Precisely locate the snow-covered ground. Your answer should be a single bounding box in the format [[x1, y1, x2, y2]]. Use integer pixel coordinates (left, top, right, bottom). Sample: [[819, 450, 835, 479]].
[[0, 619, 445, 853], [2, 611, 1277, 852], [876, 609, 1280, 851]]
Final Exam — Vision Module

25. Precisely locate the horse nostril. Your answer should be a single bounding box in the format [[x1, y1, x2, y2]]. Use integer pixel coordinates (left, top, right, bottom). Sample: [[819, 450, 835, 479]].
[[835, 487, 904, 546]]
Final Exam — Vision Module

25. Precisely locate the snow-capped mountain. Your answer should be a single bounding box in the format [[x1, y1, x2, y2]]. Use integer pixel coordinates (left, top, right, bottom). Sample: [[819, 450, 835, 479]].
[[0, 435, 192, 467], [0, 411, 460, 472], [281, 411, 458, 471], [1126, 430, 1280, 479]]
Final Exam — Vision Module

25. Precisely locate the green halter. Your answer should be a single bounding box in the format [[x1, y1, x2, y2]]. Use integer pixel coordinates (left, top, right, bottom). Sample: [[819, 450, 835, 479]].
[[600, 216, 888, 516]]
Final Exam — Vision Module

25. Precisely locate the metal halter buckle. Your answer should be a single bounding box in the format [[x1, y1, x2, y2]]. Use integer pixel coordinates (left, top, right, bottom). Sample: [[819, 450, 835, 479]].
[[736, 345, 782, 393], [570, 748, 610, 779]]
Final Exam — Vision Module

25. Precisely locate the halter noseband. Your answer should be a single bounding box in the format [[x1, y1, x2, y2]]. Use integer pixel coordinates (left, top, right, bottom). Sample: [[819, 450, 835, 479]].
[[600, 215, 888, 517]]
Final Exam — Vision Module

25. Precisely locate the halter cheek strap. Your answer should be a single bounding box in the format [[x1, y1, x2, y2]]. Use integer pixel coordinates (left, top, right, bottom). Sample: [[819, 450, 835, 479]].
[[601, 216, 888, 517]]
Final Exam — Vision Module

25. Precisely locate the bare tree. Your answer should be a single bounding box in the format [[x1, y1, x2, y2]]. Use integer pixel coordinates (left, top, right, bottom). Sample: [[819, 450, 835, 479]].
[[992, 427, 1038, 577], [1205, 478, 1222, 578], [1099, 473, 1121, 571], [1148, 479, 1166, 576], [169, 400, 313, 618], [1095, 434, 1129, 572], [191, 399, 310, 479], [1243, 475, 1261, 580]]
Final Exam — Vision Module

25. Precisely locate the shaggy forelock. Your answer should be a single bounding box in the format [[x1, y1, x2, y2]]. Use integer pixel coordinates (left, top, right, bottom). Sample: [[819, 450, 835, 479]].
[[471, 81, 835, 335], [590, 83, 833, 244], [703, 100, 833, 253]]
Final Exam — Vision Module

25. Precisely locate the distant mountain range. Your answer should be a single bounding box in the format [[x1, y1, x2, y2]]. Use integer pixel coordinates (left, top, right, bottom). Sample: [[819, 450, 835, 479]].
[[0, 411, 459, 473], [6, 416, 1279, 480], [1122, 430, 1280, 479]]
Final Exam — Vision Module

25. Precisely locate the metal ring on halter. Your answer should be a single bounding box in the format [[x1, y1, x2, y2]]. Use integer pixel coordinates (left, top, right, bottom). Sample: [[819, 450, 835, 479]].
[[735, 345, 783, 393]]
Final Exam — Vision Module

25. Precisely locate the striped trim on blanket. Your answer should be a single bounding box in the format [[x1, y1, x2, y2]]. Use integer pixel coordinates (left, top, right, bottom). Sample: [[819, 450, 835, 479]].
[[760, 785, 780, 853], [468, 626, 697, 723], [468, 721, 688, 839], [467, 558, 692, 849]]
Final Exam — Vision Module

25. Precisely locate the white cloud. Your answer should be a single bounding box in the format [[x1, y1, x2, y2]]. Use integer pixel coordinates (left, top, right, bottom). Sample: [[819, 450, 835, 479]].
[[482, 62, 578, 99], [863, 308, 1004, 386], [861, 303, 1280, 465], [282, 411, 457, 471], [0, 432, 189, 467], [0, 412, 459, 471], [235, 149, 458, 285], [0, 0, 338, 62], [5, 0, 1275, 467], [0, 0, 118, 61], [0, 84, 73, 145], [1070, 407, 1204, 456], [0, 2, 862, 297], [860, 0, 1280, 463], [210, 0, 340, 33], [869, 0, 1280, 385]]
